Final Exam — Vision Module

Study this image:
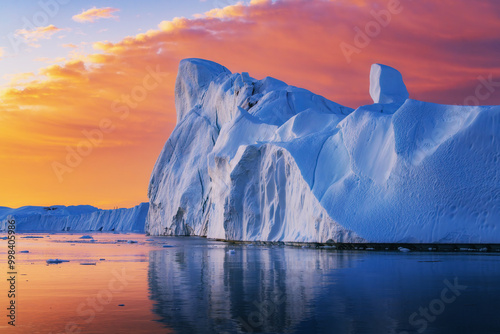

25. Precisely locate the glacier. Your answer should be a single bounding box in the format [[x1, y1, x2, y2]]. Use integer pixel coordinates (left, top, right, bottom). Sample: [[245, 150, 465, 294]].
[[147, 59, 500, 243], [0, 203, 148, 232]]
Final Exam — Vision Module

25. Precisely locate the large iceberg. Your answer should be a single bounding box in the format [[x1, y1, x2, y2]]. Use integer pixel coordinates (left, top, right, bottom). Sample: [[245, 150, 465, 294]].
[[0, 203, 148, 232], [147, 59, 499, 243]]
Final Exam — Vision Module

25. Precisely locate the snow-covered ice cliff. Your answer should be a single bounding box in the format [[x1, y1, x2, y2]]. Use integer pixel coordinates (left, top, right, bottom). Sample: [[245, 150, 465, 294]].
[[0, 203, 148, 232], [147, 59, 500, 243]]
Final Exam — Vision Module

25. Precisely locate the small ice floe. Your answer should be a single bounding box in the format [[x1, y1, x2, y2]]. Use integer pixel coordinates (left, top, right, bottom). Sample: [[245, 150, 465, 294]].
[[21, 236, 44, 239], [398, 247, 411, 252], [0, 237, 7, 240], [80, 235, 93, 239], [99, 258, 106, 261], [46, 259, 70, 264], [19, 250, 29, 253], [118, 304, 125, 307], [366, 247, 375, 250], [227, 249, 236, 254], [127, 240, 138, 244], [80, 263, 96, 266], [146, 239, 154, 241], [162, 245, 174, 248], [479, 247, 488, 252]]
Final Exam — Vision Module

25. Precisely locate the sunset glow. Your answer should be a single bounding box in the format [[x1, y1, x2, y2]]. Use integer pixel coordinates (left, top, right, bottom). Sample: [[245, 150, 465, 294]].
[[1, 0, 499, 209]]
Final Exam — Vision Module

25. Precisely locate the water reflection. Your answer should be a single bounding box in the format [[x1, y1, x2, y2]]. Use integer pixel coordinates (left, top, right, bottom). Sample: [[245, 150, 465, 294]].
[[148, 238, 500, 334]]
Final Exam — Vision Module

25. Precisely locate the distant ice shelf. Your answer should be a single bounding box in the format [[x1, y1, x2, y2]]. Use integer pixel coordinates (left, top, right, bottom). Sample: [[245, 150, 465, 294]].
[[0, 203, 148, 232], [146, 58, 500, 243]]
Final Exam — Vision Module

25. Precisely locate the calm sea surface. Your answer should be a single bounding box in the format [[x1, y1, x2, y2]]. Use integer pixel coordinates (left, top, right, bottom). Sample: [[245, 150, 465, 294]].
[[1, 233, 499, 334]]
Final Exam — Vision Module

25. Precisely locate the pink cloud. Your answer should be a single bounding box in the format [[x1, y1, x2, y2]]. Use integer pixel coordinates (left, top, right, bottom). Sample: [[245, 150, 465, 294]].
[[15, 25, 64, 44], [73, 7, 120, 23]]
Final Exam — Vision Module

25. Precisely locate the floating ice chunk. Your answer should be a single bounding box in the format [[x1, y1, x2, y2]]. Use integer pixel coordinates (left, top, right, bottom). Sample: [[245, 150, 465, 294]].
[[46, 259, 70, 264], [80, 263, 96, 265], [162, 245, 174, 248], [227, 249, 235, 254], [398, 247, 411, 253], [80, 235, 93, 239], [127, 240, 138, 244], [19, 250, 29, 253]]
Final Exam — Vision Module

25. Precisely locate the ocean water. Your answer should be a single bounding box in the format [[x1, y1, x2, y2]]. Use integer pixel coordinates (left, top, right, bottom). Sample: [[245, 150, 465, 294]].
[[1, 233, 499, 333]]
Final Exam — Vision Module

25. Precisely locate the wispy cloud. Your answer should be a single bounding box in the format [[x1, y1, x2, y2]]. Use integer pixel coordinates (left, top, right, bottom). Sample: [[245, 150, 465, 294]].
[[73, 7, 120, 23], [15, 25, 64, 46], [0, 47, 4, 60]]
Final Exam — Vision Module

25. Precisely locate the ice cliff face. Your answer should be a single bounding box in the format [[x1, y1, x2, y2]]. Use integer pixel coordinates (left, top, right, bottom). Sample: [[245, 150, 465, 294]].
[[147, 59, 500, 243], [0, 203, 148, 232]]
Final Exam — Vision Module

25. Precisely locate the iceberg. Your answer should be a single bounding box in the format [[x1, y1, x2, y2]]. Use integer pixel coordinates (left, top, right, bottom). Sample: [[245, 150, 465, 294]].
[[0, 203, 148, 232], [146, 58, 499, 243]]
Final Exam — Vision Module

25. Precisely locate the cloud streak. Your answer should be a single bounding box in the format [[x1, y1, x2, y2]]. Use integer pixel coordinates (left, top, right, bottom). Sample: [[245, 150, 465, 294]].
[[73, 7, 120, 23], [14, 25, 65, 46]]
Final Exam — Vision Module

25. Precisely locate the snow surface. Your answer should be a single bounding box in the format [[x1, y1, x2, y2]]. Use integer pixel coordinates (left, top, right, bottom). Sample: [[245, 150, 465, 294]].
[[0, 203, 148, 232], [147, 58, 499, 243]]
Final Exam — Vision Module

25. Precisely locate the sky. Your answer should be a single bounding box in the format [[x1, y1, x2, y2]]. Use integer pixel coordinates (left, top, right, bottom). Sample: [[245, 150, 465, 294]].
[[0, 0, 499, 209]]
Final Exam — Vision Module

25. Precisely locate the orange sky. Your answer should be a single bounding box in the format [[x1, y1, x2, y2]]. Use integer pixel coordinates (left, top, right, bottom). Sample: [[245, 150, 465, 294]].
[[1, 0, 500, 209]]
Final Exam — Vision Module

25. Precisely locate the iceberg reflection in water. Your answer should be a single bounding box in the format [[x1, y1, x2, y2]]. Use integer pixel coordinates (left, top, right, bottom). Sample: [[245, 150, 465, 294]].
[[147, 237, 500, 334]]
